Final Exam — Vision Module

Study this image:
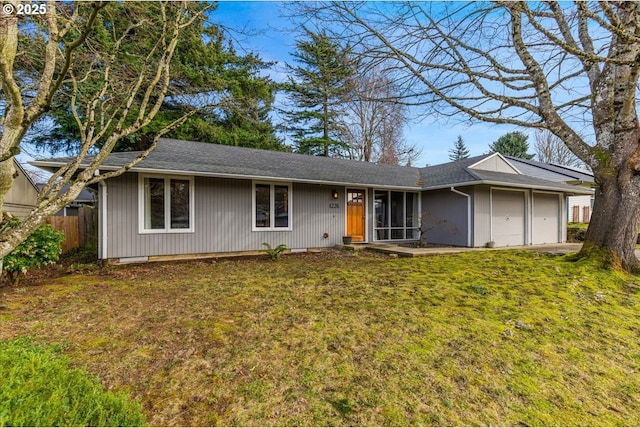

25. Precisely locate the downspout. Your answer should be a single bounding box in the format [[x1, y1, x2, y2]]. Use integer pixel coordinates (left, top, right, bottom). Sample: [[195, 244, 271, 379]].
[[450, 187, 471, 247], [99, 176, 108, 261]]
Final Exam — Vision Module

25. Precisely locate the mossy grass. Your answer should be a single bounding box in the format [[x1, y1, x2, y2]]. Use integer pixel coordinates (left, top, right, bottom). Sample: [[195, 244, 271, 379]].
[[567, 222, 589, 230], [0, 249, 639, 425], [572, 240, 638, 271], [0, 338, 145, 426]]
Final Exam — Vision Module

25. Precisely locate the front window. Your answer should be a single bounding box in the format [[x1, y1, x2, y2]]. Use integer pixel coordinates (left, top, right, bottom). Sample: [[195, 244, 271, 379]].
[[144, 177, 165, 229], [140, 175, 194, 233], [255, 184, 271, 228], [170, 179, 191, 229], [253, 182, 292, 230], [374, 190, 419, 240]]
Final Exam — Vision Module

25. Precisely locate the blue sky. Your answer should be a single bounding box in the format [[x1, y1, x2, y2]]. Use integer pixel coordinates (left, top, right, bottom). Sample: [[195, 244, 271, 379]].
[[17, 1, 524, 174], [214, 1, 525, 166]]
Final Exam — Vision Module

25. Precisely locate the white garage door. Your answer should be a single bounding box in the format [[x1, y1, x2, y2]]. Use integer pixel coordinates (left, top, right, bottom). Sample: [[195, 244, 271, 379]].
[[492, 190, 525, 246], [533, 193, 560, 244]]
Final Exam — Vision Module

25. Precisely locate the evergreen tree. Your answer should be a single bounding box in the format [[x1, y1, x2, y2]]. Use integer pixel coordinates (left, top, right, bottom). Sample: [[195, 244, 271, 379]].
[[448, 135, 470, 161], [32, 2, 285, 154], [488, 131, 534, 159], [283, 28, 354, 157]]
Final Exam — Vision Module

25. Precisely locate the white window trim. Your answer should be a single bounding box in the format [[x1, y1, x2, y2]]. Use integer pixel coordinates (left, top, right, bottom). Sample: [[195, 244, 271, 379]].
[[138, 174, 195, 234], [252, 181, 293, 232]]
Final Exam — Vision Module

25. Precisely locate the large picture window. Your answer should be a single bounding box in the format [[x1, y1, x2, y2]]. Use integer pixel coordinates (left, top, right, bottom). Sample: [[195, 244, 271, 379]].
[[140, 175, 194, 233], [253, 182, 292, 231], [374, 190, 419, 240]]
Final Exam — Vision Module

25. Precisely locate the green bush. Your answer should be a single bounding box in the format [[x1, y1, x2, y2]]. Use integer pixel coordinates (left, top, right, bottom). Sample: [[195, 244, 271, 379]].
[[3, 218, 65, 285], [262, 242, 287, 261], [0, 338, 146, 426]]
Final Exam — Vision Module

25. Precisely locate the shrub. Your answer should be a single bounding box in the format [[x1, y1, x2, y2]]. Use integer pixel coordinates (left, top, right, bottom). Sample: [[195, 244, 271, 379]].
[[262, 242, 287, 261], [0, 338, 146, 426], [3, 218, 65, 285]]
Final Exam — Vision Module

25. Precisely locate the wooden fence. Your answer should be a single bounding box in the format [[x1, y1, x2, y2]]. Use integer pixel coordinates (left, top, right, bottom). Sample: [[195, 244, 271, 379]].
[[46, 206, 97, 253]]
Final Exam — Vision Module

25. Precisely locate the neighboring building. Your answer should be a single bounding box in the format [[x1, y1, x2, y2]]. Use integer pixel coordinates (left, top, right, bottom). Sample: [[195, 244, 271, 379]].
[[2, 161, 39, 220], [505, 156, 594, 223], [33, 138, 591, 264], [35, 184, 96, 216]]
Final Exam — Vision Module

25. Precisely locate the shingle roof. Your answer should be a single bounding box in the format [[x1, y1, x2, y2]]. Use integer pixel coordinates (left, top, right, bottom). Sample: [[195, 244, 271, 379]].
[[35, 138, 424, 189], [32, 138, 592, 194], [35, 183, 95, 203], [418, 155, 486, 188], [419, 155, 592, 194]]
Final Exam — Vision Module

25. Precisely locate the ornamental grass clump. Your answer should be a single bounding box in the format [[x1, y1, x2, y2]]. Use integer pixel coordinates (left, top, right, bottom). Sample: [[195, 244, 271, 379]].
[[262, 242, 287, 261], [3, 218, 64, 286]]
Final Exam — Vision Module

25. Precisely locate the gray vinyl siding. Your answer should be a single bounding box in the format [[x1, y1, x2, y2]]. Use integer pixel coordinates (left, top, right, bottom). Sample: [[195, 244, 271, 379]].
[[2, 168, 38, 220], [98, 183, 104, 259], [106, 173, 347, 259], [2, 204, 35, 220], [367, 188, 374, 243], [421, 189, 469, 247], [473, 185, 491, 247], [562, 196, 568, 242]]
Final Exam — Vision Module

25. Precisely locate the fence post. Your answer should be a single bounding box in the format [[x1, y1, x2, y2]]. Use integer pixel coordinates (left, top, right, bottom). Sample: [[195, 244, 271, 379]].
[[78, 206, 98, 250]]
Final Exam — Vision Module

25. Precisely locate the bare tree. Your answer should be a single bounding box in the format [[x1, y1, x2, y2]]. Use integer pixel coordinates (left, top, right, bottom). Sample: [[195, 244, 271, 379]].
[[340, 67, 419, 165], [0, 1, 206, 259], [292, 2, 640, 269], [375, 113, 419, 166], [534, 130, 584, 169]]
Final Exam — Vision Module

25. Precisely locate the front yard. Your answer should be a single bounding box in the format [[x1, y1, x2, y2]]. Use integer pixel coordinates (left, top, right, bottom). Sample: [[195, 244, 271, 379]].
[[1, 249, 639, 426]]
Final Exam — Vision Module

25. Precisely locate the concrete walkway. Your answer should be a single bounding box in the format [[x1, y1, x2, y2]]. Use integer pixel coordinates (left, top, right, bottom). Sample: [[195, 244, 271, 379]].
[[344, 242, 585, 258]]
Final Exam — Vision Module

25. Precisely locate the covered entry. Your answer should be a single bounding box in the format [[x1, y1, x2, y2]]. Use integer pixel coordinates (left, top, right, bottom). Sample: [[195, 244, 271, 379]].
[[491, 189, 525, 246], [346, 189, 366, 242], [532, 192, 560, 244]]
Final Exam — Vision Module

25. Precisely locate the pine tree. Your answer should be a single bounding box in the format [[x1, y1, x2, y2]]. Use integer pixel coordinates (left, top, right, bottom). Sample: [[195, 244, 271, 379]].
[[448, 135, 470, 161], [31, 2, 285, 153], [488, 131, 534, 159], [283, 28, 354, 157]]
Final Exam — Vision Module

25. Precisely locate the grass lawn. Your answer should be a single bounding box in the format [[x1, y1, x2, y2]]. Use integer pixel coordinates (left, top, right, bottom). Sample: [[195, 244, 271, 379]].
[[1, 249, 639, 426]]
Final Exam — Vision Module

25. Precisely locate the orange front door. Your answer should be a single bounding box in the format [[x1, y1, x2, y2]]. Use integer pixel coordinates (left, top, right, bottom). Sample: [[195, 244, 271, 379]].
[[347, 189, 366, 242]]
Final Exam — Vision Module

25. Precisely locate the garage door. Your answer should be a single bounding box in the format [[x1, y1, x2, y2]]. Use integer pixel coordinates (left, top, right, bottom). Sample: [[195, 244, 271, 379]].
[[533, 193, 559, 244], [492, 190, 525, 246]]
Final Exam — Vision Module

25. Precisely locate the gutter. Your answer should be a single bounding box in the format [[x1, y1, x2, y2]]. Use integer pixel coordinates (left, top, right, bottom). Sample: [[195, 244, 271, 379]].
[[423, 180, 593, 195], [450, 187, 471, 247]]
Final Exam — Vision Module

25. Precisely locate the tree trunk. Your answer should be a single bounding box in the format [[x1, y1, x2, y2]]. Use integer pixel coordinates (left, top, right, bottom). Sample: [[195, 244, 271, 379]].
[[0, 160, 16, 209], [579, 168, 640, 270], [572, 3, 640, 271]]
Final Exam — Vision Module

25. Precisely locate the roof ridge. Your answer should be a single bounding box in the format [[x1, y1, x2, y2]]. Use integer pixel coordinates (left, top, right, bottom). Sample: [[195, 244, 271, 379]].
[[159, 138, 422, 171]]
